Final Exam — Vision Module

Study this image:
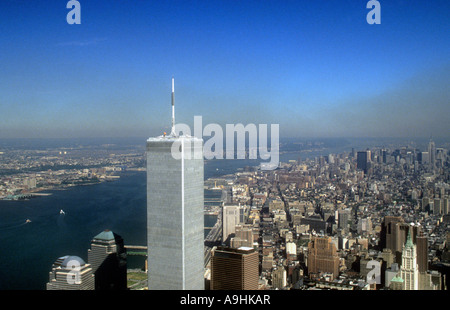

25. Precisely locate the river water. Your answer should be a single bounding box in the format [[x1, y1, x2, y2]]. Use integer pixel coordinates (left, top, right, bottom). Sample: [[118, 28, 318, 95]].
[[0, 139, 358, 289]]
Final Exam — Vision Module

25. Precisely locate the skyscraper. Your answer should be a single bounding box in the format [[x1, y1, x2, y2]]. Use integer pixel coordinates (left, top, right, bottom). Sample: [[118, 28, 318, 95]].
[[381, 217, 422, 265], [428, 138, 436, 171], [380, 215, 404, 254], [399, 230, 419, 290], [46, 255, 94, 290], [357, 150, 370, 174], [222, 204, 241, 244], [338, 208, 351, 230], [416, 232, 428, 273], [210, 246, 259, 290], [146, 78, 204, 290], [87, 229, 127, 290], [307, 236, 340, 280]]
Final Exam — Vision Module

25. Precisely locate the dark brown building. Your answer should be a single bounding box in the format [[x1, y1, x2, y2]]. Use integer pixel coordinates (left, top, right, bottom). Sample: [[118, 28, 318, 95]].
[[381, 216, 422, 265], [416, 233, 429, 273], [380, 216, 404, 253], [210, 246, 259, 290]]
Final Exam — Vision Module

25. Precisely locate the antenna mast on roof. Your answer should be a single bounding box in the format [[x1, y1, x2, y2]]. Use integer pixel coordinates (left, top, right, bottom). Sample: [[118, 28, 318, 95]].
[[170, 77, 176, 136]]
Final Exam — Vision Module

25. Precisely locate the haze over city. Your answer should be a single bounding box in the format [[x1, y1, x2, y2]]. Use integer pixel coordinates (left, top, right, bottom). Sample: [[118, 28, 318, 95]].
[[1, 0, 449, 139]]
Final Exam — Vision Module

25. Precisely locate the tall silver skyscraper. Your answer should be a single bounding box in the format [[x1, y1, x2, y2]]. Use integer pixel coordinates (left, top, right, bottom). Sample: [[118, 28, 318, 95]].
[[146, 78, 204, 290], [428, 138, 436, 171]]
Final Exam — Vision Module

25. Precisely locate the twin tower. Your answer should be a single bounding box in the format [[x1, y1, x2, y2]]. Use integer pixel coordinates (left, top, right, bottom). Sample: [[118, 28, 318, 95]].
[[146, 78, 205, 290]]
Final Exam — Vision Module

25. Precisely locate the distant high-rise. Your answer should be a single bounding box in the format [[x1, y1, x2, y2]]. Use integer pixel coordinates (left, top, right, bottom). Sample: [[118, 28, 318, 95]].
[[381, 149, 387, 163], [210, 246, 259, 290], [357, 150, 370, 174], [418, 151, 429, 165], [433, 198, 442, 215], [146, 78, 204, 290], [428, 138, 436, 171], [338, 208, 351, 230], [357, 217, 372, 235], [46, 255, 94, 290], [87, 229, 127, 290]]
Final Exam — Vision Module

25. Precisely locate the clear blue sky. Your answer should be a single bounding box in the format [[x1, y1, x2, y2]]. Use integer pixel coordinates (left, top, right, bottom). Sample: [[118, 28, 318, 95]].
[[0, 0, 449, 139]]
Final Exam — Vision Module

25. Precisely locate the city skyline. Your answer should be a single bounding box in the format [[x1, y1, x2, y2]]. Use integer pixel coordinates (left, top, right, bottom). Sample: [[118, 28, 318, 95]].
[[1, 0, 449, 139], [0, 130, 449, 291]]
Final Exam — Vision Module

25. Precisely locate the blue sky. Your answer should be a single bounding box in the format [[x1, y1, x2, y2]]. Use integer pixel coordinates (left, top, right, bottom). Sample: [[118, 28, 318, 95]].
[[0, 0, 449, 139]]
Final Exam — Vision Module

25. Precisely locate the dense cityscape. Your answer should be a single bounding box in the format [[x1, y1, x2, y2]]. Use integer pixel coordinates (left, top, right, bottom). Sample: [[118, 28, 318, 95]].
[[207, 138, 449, 290], [1, 138, 448, 291]]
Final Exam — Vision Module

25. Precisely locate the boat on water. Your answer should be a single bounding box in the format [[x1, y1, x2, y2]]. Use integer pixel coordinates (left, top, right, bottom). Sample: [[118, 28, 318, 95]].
[[25, 219, 31, 223], [60, 209, 65, 215]]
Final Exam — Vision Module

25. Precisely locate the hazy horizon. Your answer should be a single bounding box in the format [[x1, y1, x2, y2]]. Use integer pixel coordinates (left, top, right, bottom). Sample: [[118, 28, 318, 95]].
[[1, 136, 447, 154], [1, 0, 449, 140]]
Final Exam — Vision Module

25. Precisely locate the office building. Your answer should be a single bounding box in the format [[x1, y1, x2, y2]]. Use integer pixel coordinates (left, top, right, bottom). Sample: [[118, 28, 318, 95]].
[[399, 230, 419, 290], [418, 151, 429, 164], [357, 150, 370, 174], [338, 208, 351, 230], [419, 270, 443, 290], [357, 217, 372, 235], [444, 197, 449, 214], [428, 138, 436, 170], [210, 246, 259, 290], [416, 233, 428, 273], [286, 241, 297, 261], [381, 217, 422, 264], [230, 224, 255, 249], [87, 229, 127, 290], [307, 236, 340, 280], [46, 255, 94, 290], [272, 266, 287, 289], [433, 198, 442, 215], [222, 205, 241, 244], [146, 78, 204, 290], [380, 216, 404, 252]]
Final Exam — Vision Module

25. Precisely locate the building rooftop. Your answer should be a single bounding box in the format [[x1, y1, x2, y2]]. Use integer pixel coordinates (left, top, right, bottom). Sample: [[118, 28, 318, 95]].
[[54, 255, 86, 269], [93, 229, 115, 241]]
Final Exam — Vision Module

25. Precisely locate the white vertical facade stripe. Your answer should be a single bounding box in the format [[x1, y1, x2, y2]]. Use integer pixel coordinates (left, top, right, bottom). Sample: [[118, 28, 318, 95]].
[[181, 137, 186, 290]]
